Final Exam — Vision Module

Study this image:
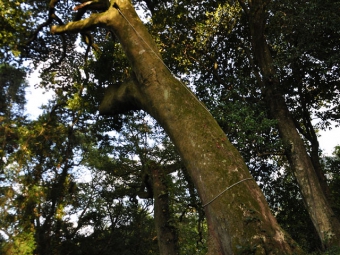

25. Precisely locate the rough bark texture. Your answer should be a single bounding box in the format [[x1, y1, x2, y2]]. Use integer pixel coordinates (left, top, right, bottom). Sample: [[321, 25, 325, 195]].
[[240, 0, 340, 248], [151, 166, 179, 255], [52, 0, 303, 253]]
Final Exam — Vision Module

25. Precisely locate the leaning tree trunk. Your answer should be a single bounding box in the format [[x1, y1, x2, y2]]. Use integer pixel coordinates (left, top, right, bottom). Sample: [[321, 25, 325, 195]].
[[264, 88, 340, 248], [291, 61, 335, 210], [52, 0, 303, 253], [240, 0, 340, 248]]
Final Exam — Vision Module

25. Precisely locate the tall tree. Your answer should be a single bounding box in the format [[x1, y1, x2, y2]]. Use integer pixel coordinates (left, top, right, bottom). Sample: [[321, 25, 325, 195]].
[[0, 64, 27, 168], [51, 0, 301, 253], [237, 0, 340, 248], [0, 64, 32, 255]]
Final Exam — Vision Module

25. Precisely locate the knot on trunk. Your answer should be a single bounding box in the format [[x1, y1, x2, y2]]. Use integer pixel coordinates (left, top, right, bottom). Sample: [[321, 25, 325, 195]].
[[99, 78, 142, 115]]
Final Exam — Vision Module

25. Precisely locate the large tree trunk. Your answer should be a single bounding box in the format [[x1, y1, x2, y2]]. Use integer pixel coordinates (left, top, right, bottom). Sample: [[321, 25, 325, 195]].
[[240, 0, 340, 248], [52, 1, 302, 253]]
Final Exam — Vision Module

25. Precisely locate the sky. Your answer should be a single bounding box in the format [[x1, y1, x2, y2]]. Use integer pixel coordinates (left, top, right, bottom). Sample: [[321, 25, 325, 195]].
[[317, 125, 340, 155], [25, 76, 53, 119], [25, 72, 340, 156]]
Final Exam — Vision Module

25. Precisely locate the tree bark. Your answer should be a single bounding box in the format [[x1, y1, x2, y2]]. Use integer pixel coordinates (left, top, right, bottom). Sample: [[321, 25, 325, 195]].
[[240, 0, 340, 248], [52, 0, 303, 253], [151, 165, 179, 255], [292, 64, 334, 208]]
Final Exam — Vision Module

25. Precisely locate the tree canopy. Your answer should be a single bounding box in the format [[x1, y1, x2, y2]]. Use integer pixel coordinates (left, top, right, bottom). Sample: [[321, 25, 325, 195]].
[[1, 0, 340, 254]]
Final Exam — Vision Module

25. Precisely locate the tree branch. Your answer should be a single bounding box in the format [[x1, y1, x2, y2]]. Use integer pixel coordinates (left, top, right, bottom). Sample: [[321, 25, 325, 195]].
[[25, 0, 67, 69], [51, 13, 104, 35], [237, 0, 249, 15]]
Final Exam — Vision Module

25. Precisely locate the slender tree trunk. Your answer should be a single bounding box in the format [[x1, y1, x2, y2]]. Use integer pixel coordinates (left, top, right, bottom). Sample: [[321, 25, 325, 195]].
[[309, 141, 335, 209], [52, 1, 302, 253], [292, 63, 334, 207], [240, 0, 340, 247], [151, 165, 179, 255], [300, 114, 335, 211], [264, 88, 340, 248]]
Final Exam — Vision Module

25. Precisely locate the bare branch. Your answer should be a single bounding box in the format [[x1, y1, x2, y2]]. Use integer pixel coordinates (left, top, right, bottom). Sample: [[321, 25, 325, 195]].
[[26, 0, 67, 70], [26, 0, 62, 44]]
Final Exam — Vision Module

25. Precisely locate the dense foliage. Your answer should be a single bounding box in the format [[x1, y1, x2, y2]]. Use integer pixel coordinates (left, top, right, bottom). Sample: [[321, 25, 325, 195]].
[[1, 0, 340, 254]]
